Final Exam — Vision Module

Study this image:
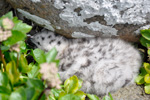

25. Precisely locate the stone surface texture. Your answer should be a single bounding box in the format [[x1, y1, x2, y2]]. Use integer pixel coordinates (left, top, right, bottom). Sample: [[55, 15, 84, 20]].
[[107, 84, 150, 100], [0, 0, 12, 17], [6, 0, 150, 42]]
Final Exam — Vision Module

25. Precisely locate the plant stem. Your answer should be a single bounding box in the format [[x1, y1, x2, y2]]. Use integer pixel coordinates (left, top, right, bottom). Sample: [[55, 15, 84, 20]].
[[0, 43, 6, 71], [38, 87, 51, 100], [16, 53, 19, 68]]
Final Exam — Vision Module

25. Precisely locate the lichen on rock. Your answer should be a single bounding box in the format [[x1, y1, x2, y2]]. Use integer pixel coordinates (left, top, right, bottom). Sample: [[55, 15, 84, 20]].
[[6, 0, 150, 41], [54, 0, 150, 25], [50, 0, 150, 38]]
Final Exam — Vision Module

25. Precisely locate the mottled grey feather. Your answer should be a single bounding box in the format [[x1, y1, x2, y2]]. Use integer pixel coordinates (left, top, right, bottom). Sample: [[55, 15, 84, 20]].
[[30, 30, 141, 96]]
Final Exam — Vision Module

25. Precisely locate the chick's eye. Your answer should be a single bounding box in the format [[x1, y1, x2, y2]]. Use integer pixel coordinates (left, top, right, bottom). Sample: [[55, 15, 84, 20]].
[[57, 41, 61, 45], [48, 35, 51, 38]]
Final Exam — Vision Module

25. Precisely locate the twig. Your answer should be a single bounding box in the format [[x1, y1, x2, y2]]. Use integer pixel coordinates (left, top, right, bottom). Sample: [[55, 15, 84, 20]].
[[0, 43, 6, 71], [38, 87, 51, 100], [16, 53, 19, 68]]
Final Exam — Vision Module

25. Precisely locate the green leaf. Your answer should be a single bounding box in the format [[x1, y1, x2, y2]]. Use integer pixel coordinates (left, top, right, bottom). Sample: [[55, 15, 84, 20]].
[[74, 91, 86, 100], [26, 79, 45, 100], [102, 93, 113, 100], [27, 63, 40, 78], [144, 74, 150, 83], [32, 49, 46, 64], [53, 60, 60, 67], [45, 47, 58, 63], [0, 94, 9, 100], [64, 75, 79, 94], [144, 84, 150, 94], [6, 61, 20, 85], [135, 75, 145, 85], [140, 37, 150, 47], [9, 52, 18, 62], [87, 94, 100, 100], [18, 41, 27, 53], [144, 63, 150, 74], [108, 93, 113, 100], [139, 67, 147, 76], [3, 30, 26, 46], [78, 79, 83, 90], [58, 91, 65, 99], [12, 17, 32, 34], [19, 54, 30, 73], [25, 87, 35, 100], [148, 49, 150, 55], [0, 86, 11, 95], [26, 78, 44, 90], [9, 87, 27, 100], [48, 95, 56, 100], [25, 87, 45, 100], [147, 44, 150, 48], [0, 45, 10, 51], [102, 96, 111, 100], [51, 89, 64, 99], [0, 72, 9, 87], [1, 12, 13, 19], [59, 94, 81, 100], [141, 29, 150, 41]]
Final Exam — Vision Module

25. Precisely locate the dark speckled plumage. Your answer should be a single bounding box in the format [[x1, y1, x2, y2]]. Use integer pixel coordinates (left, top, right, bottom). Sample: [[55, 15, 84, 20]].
[[30, 30, 142, 96]]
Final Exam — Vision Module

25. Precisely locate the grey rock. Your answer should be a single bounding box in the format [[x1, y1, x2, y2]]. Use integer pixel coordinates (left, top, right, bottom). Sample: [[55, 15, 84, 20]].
[[0, 0, 12, 17], [6, 0, 150, 42], [107, 84, 150, 100]]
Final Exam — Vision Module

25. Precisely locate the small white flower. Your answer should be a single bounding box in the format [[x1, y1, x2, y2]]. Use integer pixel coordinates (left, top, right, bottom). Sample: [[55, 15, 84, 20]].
[[40, 63, 62, 89], [0, 27, 12, 42], [10, 44, 20, 52], [2, 18, 14, 30]]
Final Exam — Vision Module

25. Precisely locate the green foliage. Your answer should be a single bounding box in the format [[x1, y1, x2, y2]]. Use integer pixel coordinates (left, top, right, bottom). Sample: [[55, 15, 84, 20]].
[[12, 17, 32, 34], [0, 12, 13, 26], [0, 11, 32, 46], [87, 94, 100, 100], [102, 93, 113, 100], [0, 11, 45, 100], [32, 48, 58, 64], [27, 63, 40, 78], [45, 48, 58, 63], [3, 30, 26, 46], [141, 29, 150, 41], [64, 75, 81, 94], [6, 61, 20, 85], [0, 11, 114, 100], [136, 28, 150, 94], [49, 75, 113, 100], [136, 63, 150, 94], [0, 72, 9, 87], [140, 37, 150, 47], [140, 29, 150, 48], [58, 75, 86, 100], [32, 49, 46, 64], [9, 87, 27, 100]]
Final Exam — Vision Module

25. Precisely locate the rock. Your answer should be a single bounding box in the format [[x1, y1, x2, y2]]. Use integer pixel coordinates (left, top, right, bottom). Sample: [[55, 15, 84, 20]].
[[85, 84, 150, 100], [6, 0, 150, 42], [105, 84, 150, 100], [0, 0, 12, 17]]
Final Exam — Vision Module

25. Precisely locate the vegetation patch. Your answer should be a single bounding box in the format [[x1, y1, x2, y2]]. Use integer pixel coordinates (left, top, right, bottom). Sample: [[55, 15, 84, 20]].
[[0, 11, 114, 100], [136, 29, 150, 94]]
